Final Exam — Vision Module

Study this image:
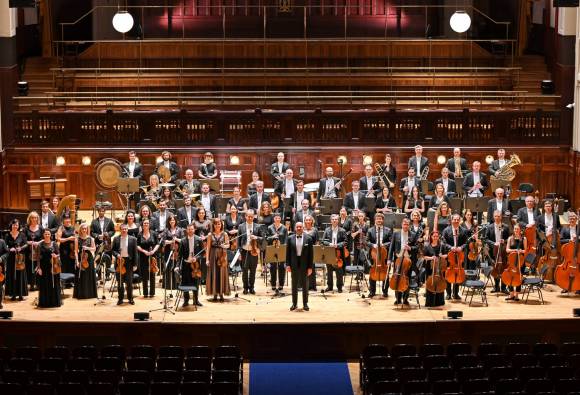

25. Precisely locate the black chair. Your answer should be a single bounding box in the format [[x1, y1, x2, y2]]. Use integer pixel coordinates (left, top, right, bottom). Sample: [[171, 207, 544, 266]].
[[38, 358, 66, 374], [91, 369, 120, 385], [67, 358, 93, 372], [126, 357, 155, 373], [447, 343, 473, 359], [521, 265, 549, 304], [457, 367, 485, 383], [481, 353, 508, 371], [403, 379, 430, 394], [1, 370, 29, 385], [477, 343, 503, 358], [150, 382, 180, 395], [118, 381, 148, 395], [0, 347, 12, 364], [94, 357, 123, 373], [15, 346, 42, 361], [214, 346, 240, 359], [511, 353, 537, 370], [123, 369, 151, 384], [100, 345, 126, 360], [423, 355, 450, 371], [421, 344, 445, 358], [182, 369, 211, 384], [72, 346, 98, 361], [462, 378, 491, 395], [9, 358, 36, 373], [398, 367, 426, 383], [181, 381, 210, 395], [130, 345, 156, 360], [546, 365, 574, 382], [391, 344, 416, 359], [463, 267, 491, 307], [186, 346, 212, 359], [27, 383, 55, 395], [32, 370, 60, 386], [61, 370, 89, 386], [396, 355, 422, 370], [360, 344, 390, 383], [210, 381, 238, 395], [212, 369, 239, 384], [505, 343, 530, 357], [540, 354, 565, 369], [523, 378, 554, 394], [451, 354, 480, 370], [555, 378, 580, 394], [561, 342, 580, 357], [432, 379, 461, 395], [56, 382, 86, 395], [44, 346, 70, 361], [488, 366, 513, 384], [494, 378, 522, 394], [369, 380, 401, 395], [157, 357, 183, 372], [0, 382, 25, 395], [365, 367, 397, 391], [184, 357, 212, 372], [152, 370, 181, 384], [518, 365, 546, 382], [158, 346, 184, 360], [533, 343, 559, 357], [567, 354, 580, 371], [428, 367, 455, 382], [86, 382, 115, 395]]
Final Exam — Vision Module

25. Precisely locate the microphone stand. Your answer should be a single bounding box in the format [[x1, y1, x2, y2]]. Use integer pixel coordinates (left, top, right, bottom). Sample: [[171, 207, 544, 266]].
[[149, 249, 176, 315]]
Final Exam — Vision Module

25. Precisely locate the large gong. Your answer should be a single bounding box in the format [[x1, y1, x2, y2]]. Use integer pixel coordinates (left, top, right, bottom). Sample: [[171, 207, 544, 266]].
[[95, 158, 123, 189]]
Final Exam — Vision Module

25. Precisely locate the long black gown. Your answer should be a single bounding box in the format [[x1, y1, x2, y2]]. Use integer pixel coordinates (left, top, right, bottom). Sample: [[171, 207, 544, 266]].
[[37, 241, 62, 308], [73, 236, 98, 299], [137, 232, 158, 297], [162, 227, 183, 290], [25, 226, 43, 288], [5, 232, 28, 299], [423, 243, 449, 308], [59, 226, 76, 274]]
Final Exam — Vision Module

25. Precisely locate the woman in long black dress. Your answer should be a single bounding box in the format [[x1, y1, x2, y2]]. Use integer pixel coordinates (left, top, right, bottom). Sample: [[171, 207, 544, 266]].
[[461, 209, 477, 270], [161, 216, 183, 290], [505, 224, 527, 302], [36, 229, 61, 308], [226, 186, 248, 214], [124, 210, 140, 238], [206, 218, 231, 302], [303, 215, 319, 291], [423, 231, 449, 308], [193, 208, 211, 283], [0, 238, 9, 308], [25, 211, 43, 290], [56, 216, 76, 274], [5, 219, 28, 301], [73, 223, 98, 299], [137, 219, 160, 297]]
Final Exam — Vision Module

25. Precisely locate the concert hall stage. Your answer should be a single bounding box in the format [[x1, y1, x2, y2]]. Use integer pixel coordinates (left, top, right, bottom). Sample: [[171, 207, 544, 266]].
[[1, 277, 579, 359]]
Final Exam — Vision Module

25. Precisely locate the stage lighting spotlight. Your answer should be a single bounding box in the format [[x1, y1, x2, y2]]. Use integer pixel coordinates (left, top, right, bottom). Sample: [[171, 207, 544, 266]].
[[337, 155, 348, 165], [450, 11, 471, 33], [134, 312, 150, 321], [230, 155, 240, 166], [437, 155, 446, 165], [0, 311, 13, 319], [362, 155, 373, 166], [56, 156, 66, 166], [447, 311, 463, 319], [485, 155, 494, 165], [81, 156, 91, 166], [112, 10, 134, 34]]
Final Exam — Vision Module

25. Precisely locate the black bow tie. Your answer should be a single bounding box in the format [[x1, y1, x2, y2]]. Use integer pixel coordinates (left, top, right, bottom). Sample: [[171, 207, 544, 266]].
[[296, 235, 302, 239]]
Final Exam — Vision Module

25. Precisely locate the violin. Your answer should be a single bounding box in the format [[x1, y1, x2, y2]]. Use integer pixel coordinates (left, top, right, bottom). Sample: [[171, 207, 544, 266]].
[[389, 249, 411, 292], [81, 249, 89, 270], [250, 237, 260, 257], [426, 244, 447, 294], [0, 261, 5, 282], [149, 254, 159, 274], [215, 234, 229, 269], [445, 249, 466, 284], [229, 231, 238, 251], [15, 252, 26, 271], [188, 253, 202, 278], [369, 244, 388, 282], [468, 225, 479, 261], [502, 249, 524, 288], [51, 255, 62, 275], [116, 256, 127, 276], [555, 222, 580, 292]]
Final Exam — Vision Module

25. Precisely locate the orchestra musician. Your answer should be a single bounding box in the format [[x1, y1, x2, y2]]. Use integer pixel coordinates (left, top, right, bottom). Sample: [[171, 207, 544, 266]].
[[434, 167, 456, 195], [463, 161, 488, 197], [380, 153, 397, 191], [367, 213, 392, 298], [40, 200, 59, 234], [303, 215, 319, 291], [359, 164, 381, 197], [343, 180, 367, 215], [399, 168, 420, 208], [517, 196, 539, 229], [36, 228, 62, 308], [536, 200, 561, 240], [351, 211, 369, 269], [225, 206, 243, 239], [293, 199, 315, 227], [159, 187, 176, 211], [205, 218, 231, 302], [198, 152, 218, 180], [375, 186, 397, 214], [446, 147, 468, 179], [5, 219, 27, 301], [322, 214, 347, 293], [487, 187, 512, 222], [408, 145, 429, 177], [24, 211, 42, 290], [138, 205, 153, 226], [429, 183, 450, 209], [161, 216, 183, 291], [505, 224, 527, 301], [338, 207, 353, 235], [238, 209, 263, 294], [141, 174, 161, 204], [124, 210, 139, 238], [274, 168, 297, 215], [461, 210, 476, 238], [410, 209, 424, 236], [271, 152, 290, 186], [484, 210, 511, 294], [57, 216, 77, 274], [267, 213, 288, 293], [152, 200, 173, 233], [404, 186, 425, 216], [560, 212, 578, 244], [423, 231, 449, 307], [258, 202, 274, 228], [50, 196, 60, 215], [286, 221, 314, 311], [199, 182, 217, 219], [122, 151, 143, 180], [178, 169, 201, 196], [90, 207, 115, 245], [179, 223, 204, 307], [155, 150, 179, 184], [0, 238, 8, 308], [226, 186, 248, 214], [488, 148, 508, 176], [73, 223, 98, 300], [136, 218, 160, 298], [318, 167, 341, 199], [247, 171, 261, 197], [177, 196, 197, 228], [433, 202, 451, 234], [441, 214, 468, 300], [290, 180, 312, 214], [248, 181, 270, 212], [387, 218, 419, 305], [112, 223, 138, 305]]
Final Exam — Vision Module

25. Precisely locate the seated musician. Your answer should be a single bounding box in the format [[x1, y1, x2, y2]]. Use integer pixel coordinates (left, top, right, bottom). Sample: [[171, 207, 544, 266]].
[[488, 148, 507, 177], [178, 169, 201, 197], [505, 223, 528, 301], [177, 196, 197, 229], [303, 215, 319, 291], [380, 153, 397, 191], [248, 181, 270, 212], [387, 217, 419, 305], [343, 180, 367, 215], [290, 180, 312, 215], [141, 174, 161, 204], [274, 168, 297, 215], [375, 186, 397, 215], [317, 167, 341, 200], [322, 214, 348, 293], [422, 231, 450, 308], [155, 150, 179, 184], [429, 183, 450, 210], [246, 171, 261, 197], [198, 151, 218, 180], [111, 224, 138, 305], [484, 210, 511, 294], [408, 145, 429, 178], [463, 161, 488, 198], [446, 147, 468, 179], [226, 186, 248, 214], [270, 152, 289, 187], [179, 223, 204, 307], [435, 167, 456, 195], [267, 213, 288, 294], [404, 186, 425, 216], [90, 207, 115, 246], [399, 167, 420, 208], [366, 213, 392, 298], [199, 182, 217, 219], [441, 214, 468, 300], [159, 187, 176, 211], [293, 199, 315, 228], [359, 164, 381, 197], [487, 187, 512, 222]]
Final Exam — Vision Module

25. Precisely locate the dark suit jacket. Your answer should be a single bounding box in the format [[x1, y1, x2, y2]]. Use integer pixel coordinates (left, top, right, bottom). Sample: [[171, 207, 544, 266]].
[[293, 209, 315, 226], [198, 193, 217, 217], [359, 176, 381, 196], [270, 161, 290, 184], [446, 157, 468, 178], [441, 226, 469, 251], [388, 230, 419, 262], [366, 226, 392, 248], [177, 206, 197, 228], [290, 191, 312, 210], [379, 164, 397, 187], [155, 161, 180, 183], [122, 162, 143, 180], [462, 172, 489, 194], [267, 224, 288, 245], [487, 198, 512, 221], [516, 207, 540, 229], [178, 179, 201, 195], [90, 217, 116, 241], [321, 227, 348, 249], [560, 226, 579, 244], [434, 177, 456, 194], [41, 212, 60, 234], [285, 233, 313, 270], [408, 156, 430, 173], [343, 191, 367, 214], [318, 177, 342, 199], [178, 235, 204, 285], [488, 159, 506, 176], [399, 177, 421, 195], [248, 192, 271, 211], [237, 222, 264, 252], [536, 212, 561, 234], [151, 210, 174, 232], [483, 223, 511, 248], [274, 178, 297, 197], [112, 235, 139, 266]]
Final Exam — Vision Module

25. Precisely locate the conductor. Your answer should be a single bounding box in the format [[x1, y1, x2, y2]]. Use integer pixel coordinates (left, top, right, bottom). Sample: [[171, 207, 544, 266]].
[[285, 222, 313, 311]]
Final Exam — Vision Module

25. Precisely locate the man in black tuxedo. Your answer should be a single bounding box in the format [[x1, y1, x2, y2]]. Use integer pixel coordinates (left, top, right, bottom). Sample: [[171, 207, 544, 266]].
[[286, 221, 313, 311], [40, 200, 59, 234], [536, 200, 561, 246], [487, 187, 512, 222], [154, 150, 180, 184], [177, 196, 197, 229], [248, 181, 271, 212], [178, 169, 201, 196], [270, 152, 290, 186], [90, 207, 115, 245], [199, 182, 217, 218], [322, 214, 348, 293], [238, 210, 263, 294], [484, 210, 511, 294], [366, 213, 392, 298], [488, 148, 507, 177], [463, 161, 488, 197], [122, 151, 144, 209], [387, 218, 419, 305], [317, 167, 342, 199], [446, 147, 468, 179], [274, 168, 297, 217], [435, 167, 457, 195], [359, 164, 381, 197], [343, 180, 367, 215], [112, 224, 138, 305], [516, 196, 539, 229], [407, 145, 429, 178], [441, 214, 469, 300], [179, 223, 204, 307]]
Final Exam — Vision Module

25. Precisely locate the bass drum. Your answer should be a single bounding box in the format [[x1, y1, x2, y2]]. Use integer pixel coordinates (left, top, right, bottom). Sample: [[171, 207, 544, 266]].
[[95, 158, 123, 189]]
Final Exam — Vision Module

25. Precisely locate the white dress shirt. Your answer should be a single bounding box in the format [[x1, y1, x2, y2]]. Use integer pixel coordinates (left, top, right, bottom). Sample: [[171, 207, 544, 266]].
[[120, 236, 129, 258], [201, 194, 211, 214], [527, 209, 535, 225], [285, 179, 295, 196], [128, 161, 135, 177], [296, 234, 303, 256]]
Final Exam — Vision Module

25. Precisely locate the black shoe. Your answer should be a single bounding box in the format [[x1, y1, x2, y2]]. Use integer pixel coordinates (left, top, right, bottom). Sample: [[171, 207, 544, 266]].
[[303, 305, 310, 311], [290, 305, 297, 311], [18, 296, 23, 301], [250, 289, 256, 295], [129, 300, 135, 305], [513, 297, 520, 301], [182, 301, 189, 307], [446, 295, 451, 300], [10, 296, 16, 301], [117, 300, 123, 305], [195, 301, 203, 307], [337, 288, 343, 293], [394, 300, 400, 305], [213, 295, 218, 301], [490, 289, 499, 294], [561, 289, 569, 294], [368, 292, 376, 298], [324, 287, 332, 292], [505, 296, 514, 301], [272, 287, 277, 291], [501, 290, 509, 295], [219, 296, 224, 302], [382, 293, 388, 298], [453, 295, 461, 300], [243, 289, 248, 295], [278, 287, 283, 291], [403, 300, 410, 305]]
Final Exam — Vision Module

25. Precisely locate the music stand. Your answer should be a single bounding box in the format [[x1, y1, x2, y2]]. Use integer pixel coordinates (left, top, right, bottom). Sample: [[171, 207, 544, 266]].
[[465, 197, 489, 214], [200, 178, 220, 193], [173, 199, 185, 210], [117, 178, 140, 211], [384, 213, 406, 230], [365, 197, 376, 214], [319, 198, 342, 215], [420, 180, 431, 195], [215, 196, 229, 215], [265, 244, 287, 298], [313, 245, 337, 266], [449, 197, 463, 215], [454, 177, 464, 198], [317, 214, 331, 229]]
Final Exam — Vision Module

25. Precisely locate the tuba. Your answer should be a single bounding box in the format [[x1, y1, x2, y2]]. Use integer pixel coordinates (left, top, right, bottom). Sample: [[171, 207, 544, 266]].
[[491, 154, 522, 182]]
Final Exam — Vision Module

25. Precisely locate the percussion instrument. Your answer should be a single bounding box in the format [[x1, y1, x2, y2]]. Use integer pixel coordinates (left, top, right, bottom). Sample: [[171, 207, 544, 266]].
[[95, 158, 123, 189]]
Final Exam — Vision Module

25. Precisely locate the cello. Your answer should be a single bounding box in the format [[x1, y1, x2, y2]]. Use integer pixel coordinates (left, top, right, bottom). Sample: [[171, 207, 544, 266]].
[[555, 220, 580, 293], [369, 243, 388, 283], [445, 249, 466, 284], [524, 224, 537, 268], [502, 242, 524, 289], [538, 227, 561, 283], [426, 242, 447, 294], [389, 242, 411, 292]]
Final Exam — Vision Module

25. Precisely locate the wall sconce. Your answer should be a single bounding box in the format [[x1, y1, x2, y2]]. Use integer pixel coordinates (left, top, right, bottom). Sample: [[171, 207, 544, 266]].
[[485, 155, 494, 165], [337, 155, 348, 165], [230, 155, 240, 166], [437, 155, 447, 165], [156, 156, 163, 164], [362, 155, 373, 166], [134, 157, 140, 163], [81, 156, 91, 166], [56, 156, 66, 166]]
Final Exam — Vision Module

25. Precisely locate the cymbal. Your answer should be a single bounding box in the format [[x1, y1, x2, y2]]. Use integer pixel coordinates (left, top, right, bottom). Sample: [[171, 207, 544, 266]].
[[304, 182, 318, 192], [159, 183, 175, 188]]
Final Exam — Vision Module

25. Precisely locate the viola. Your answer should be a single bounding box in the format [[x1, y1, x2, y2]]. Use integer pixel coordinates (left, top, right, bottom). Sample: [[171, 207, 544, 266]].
[[445, 249, 466, 284], [116, 256, 127, 276], [15, 252, 26, 271], [149, 255, 159, 274], [369, 244, 388, 282], [52, 256, 62, 275], [389, 249, 411, 292], [426, 245, 447, 294], [229, 231, 238, 251], [502, 250, 524, 288], [467, 226, 479, 261], [555, 229, 580, 292], [0, 264, 5, 282], [188, 253, 202, 278], [81, 250, 89, 270], [250, 238, 260, 257]]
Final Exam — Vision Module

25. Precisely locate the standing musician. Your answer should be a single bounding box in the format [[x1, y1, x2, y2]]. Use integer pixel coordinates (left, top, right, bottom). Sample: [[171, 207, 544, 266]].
[[435, 168, 456, 195], [247, 171, 261, 197], [111, 223, 138, 305], [274, 168, 297, 216], [286, 221, 314, 311], [290, 180, 312, 215], [560, 212, 578, 244], [50, 196, 60, 215], [271, 152, 290, 186], [122, 150, 143, 180], [226, 186, 248, 214], [446, 147, 468, 179], [351, 211, 369, 267], [124, 210, 139, 238], [36, 228, 62, 308], [90, 207, 115, 246], [178, 169, 201, 196], [387, 218, 419, 305], [179, 223, 204, 307], [73, 223, 98, 300], [488, 148, 508, 176], [338, 207, 353, 235], [303, 215, 320, 291], [505, 224, 528, 301], [484, 210, 511, 294], [322, 214, 348, 293], [258, 202, 274, 228], [40, 201, 59, 234], [238, 209, 263, 295], [463, 161, 488, 197], [360, 165, 381, 197], [267, 213, 288, 293], [0, 238, 8, 309], [318, 167, 342, 199], [161, 216, 183, 291], [5, 219, 27, 301], [517, 195, 539, 230], [225, 206, 243, 241], [410, 209, 425, 236], [198, 152, 218, 180], [155, 150, 179, 184], [205, 218, 231, 302], [366, 213, 392, 298], [433, 203, 452, 234], [380, 154, 397, 191], [293, 199, 315, 227], [536, 200, 561, 241], [408, 145, 429, 178], [56, 216, 77, 274], [343, 180, 367, 215], [441, 214, 468, 300], [152, 200, 173, 233], [430, 183, 450, 209], [177, 196, 197, 229], [24, 212, 42, 291], [423, 231, 450, 307], [487, 187, 512, 222], [248, 181, 270, 212], [199, 182, 217, 219], [136, 218, 160, 298], [140, 174, 161, 206]]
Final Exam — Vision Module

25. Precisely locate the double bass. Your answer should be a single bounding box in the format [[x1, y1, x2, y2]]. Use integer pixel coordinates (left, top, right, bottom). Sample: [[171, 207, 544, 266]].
[[426, 243, 447, 294], [490, 238, 506, 280], [538, 226, 561, 282], [389, 246, 411, 292], [555, 221, 580, 292]]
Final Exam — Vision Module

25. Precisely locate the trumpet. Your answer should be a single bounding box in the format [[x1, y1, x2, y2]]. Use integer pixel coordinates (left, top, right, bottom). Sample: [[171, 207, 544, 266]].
[[374, 163, 395, 189]]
